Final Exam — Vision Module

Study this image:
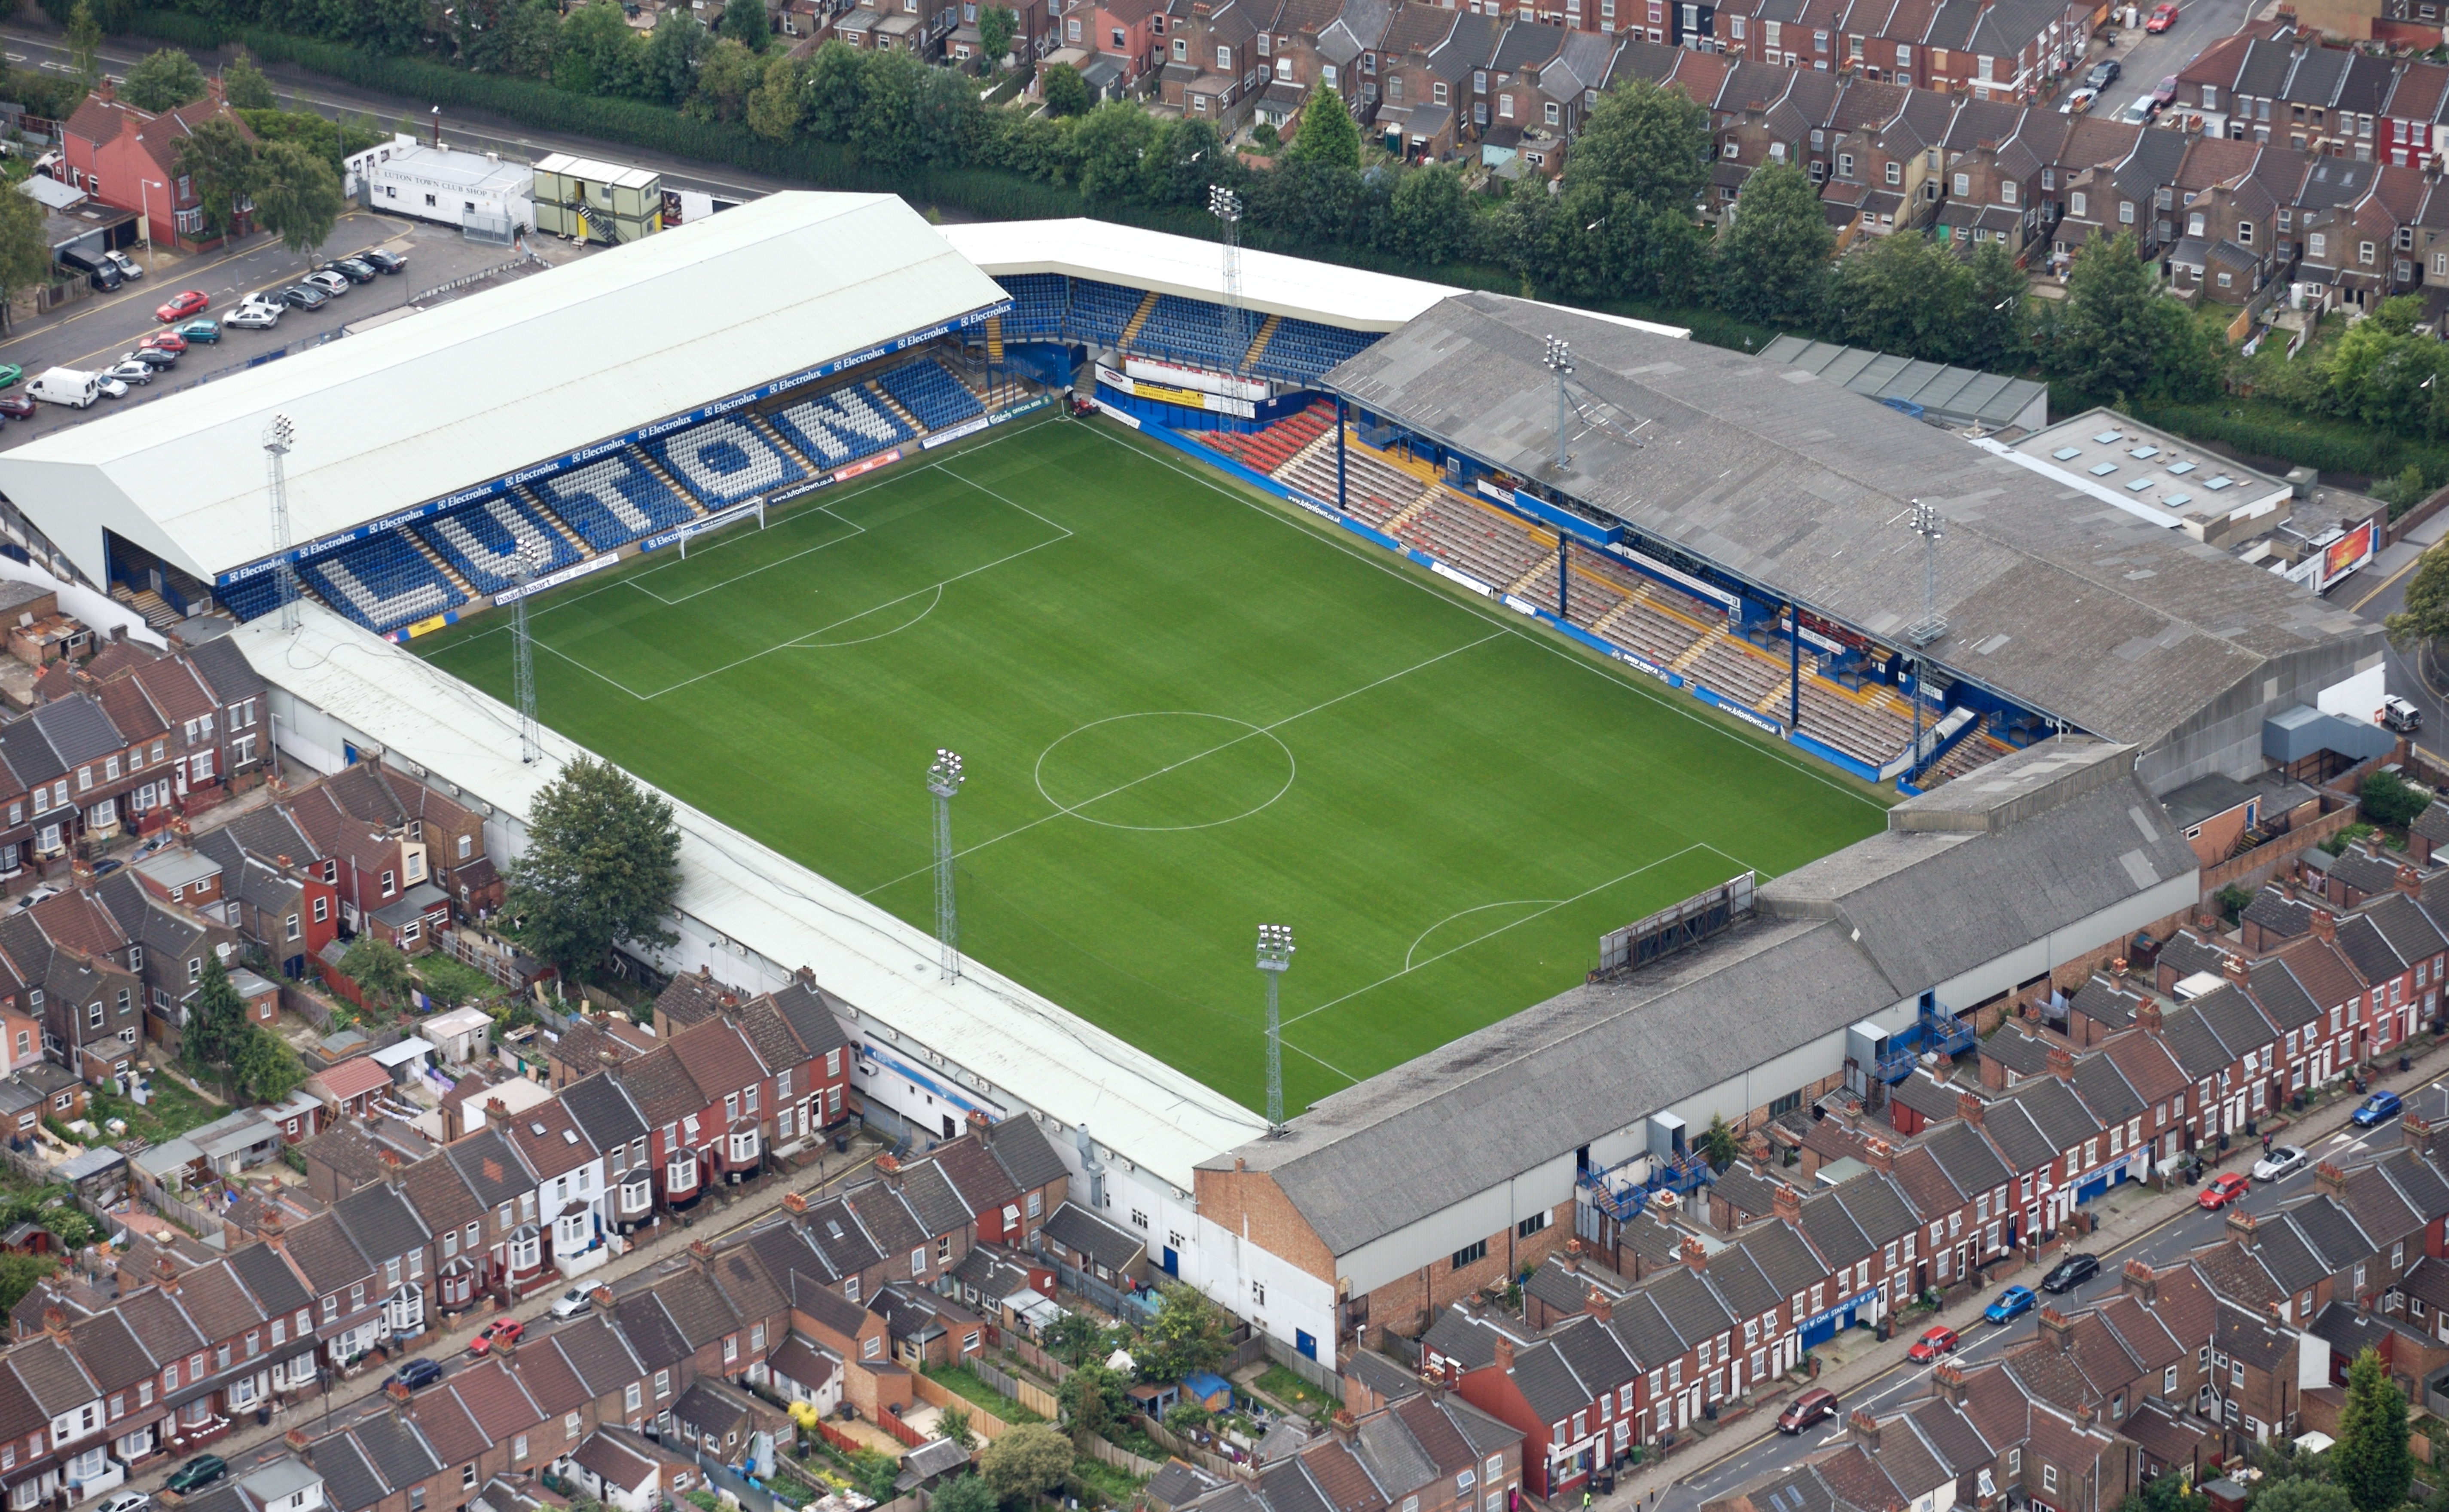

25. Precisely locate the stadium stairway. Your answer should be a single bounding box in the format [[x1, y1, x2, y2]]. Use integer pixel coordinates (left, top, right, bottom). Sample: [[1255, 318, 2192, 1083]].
[[868, 383, 924, 436], [409, 533, 477, 601], [1242, 314, 1282, 371], [629, 447, 710, 517], [1508, 551, 1561, 599], [1119, 290, 1160, 348], [1926, 727, 2010, 785], [985, 317, 1004, 363], [110, 585, 182, 632], [515, 484, 593, 557], [751, 412, 817, 473]]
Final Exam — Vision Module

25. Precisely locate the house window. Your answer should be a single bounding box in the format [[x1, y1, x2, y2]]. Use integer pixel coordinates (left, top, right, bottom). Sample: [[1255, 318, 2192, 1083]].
[[1838, 153, 1854, 177], [1216, 44, 1230, 67], [1885, 162, 1902, 186], [1453, 1239, 1488, 1269]]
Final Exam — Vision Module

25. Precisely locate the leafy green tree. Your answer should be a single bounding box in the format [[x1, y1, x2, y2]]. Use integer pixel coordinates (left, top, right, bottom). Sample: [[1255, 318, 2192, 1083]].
[[2389, 547, 2449, 648], [1145, 117, 1230, 208], [911, 64, 983, 164], [978, 6, 1017, 67], [2334, 1348, 2413, 1512], [2250, 1479, 2351, 1512], [929, 1475, 997, 1512], [121, 47, 206, 111], [0, 181, 51, 334], [466, 0, 561, 80], [1715, 162, 1832, 328], [720, 0, 771, 49], [180, 952, 250, 1077], [746, 53, 806, 141], [2363, 769, 2432, 829], [689, 37, 762, 122], [1058, 1359, 1127, 1447], [1136, 1282, 1231, 1383], [639, 8, 709, 105], [1284, 85, 1359, 169], [65, 0, 101, 93], [504, 756, 682, 983], [221, 51, 277, 110], [1964, 237, 2030, 371], [1563, 77, 1710, 214], [803, 41, 868, 139], [232, 1024, 308, 1104], [1041, 61, 1090, 117], [237, 109, 386, 171], [848, 46, 924, 166], [937, 1406, 976, 1452], [2116, 1469, 2210, 1512], [1072, 100, 1156, 202], [1041, 1309, 1104, 1366], [1164, 1401, 1214, 1436], [355, 0, 428, 55], [250, 137, 344, 253], [554, 0, 641, 97], [0, 1255, 58, 1317], [338, 935, 414, 1010], [173, 117, 255, 237], [1829, 232, 1978, 362], [1388, 164, 1469, 265], [1697, 1113, 1742, 1171], [981, 1426, 1073, 1503], [2039, 232, 2217, 405], [2320, 307, 2449, 437]]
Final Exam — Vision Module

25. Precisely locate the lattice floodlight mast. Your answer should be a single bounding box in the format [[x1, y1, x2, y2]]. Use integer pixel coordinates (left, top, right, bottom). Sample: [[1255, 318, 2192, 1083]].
[[262, 414, 300, 633], [928, 749, 965, 982], [1255, 922, 1294, 1134], [1903, 497, 1946, 648], [511, 542, 544, 765], [1543, 335, 1573, 472], [1210, 185, 1245, 373]]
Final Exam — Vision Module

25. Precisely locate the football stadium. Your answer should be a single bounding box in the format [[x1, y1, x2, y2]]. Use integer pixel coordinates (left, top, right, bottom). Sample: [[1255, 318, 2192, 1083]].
[[0, 192, 2386, 1326]]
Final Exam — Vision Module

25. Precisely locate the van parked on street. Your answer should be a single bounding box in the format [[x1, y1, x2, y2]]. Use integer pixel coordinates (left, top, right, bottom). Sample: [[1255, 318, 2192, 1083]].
[[27, 368, 100, 408]]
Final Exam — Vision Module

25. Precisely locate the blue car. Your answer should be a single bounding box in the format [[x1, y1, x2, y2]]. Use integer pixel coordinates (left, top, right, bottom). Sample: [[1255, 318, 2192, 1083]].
[[1985, 1284, 2037, 1325], [2353, 1089, 2405, 1128]]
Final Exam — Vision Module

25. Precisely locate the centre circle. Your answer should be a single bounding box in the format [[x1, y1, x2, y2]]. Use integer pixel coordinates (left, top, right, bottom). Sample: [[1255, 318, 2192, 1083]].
[[1034, 712, 1296, 831]]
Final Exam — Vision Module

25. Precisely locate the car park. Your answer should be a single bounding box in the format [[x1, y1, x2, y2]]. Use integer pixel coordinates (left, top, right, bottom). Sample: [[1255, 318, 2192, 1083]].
[[2086, 58, 2122, 89], [172, 318, 220, 343], [2041, 1252, 2100, 1293], [302, 271, 351, 297], [359, 248, 406, 274], [1984, 1285, 2037, 1324], [2060, 87, 2099, 114], [165, 1457, 226, 1494], [1907, 1325, 1960, 1362], [226, 303, 281, 330], [1777, 1388, 1838, 1434], [103, 250, 143, 281], [2354, 1089, 2404, 1127], [2199, 1172, 2252, 1209], [394, 1357, 443, 1391], [549, 1287, 592, 1320], [276, 284, 329, 310], [102, 360, 154, 386], [469, 1317, 523, 1355], [154, 289, 208, 322], [318, 257, 378, 284], [2254, 1145, 2309, 1181], [2147, 3, 2178, 28]]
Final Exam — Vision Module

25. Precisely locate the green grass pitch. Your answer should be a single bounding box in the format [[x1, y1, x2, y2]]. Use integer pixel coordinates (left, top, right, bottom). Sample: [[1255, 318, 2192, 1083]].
[[417, 414, 1890, 1115]]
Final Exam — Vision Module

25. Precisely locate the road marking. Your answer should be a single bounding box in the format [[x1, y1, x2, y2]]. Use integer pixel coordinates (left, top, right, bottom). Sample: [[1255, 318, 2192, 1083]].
[[2351, 542, 2430, 612]]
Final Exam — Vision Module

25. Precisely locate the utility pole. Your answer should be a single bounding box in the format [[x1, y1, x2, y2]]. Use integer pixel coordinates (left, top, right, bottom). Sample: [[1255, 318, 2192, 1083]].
[[263, 414, 300, 633], [928, 750, 965, 982], [1256, 923, 1294, 1134]]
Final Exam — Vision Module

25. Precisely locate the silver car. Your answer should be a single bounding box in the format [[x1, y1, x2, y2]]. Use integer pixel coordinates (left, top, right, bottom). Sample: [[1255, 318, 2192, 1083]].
[[101, 359, 153, 386], [95, 376, 129, 400], [103, 249, 143, 280], [302, 270, 351, 297], [226, 303, 281, 330]]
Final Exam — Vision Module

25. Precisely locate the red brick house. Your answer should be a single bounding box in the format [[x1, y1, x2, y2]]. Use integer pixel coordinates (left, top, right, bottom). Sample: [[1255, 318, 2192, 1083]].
[[57, 78, 254, 252]]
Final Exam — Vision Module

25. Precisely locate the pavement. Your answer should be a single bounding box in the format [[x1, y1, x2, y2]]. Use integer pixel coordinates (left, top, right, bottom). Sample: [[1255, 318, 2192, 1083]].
[[125, 1132, 889, 1492], [1623, 1035, 2449, 1512]]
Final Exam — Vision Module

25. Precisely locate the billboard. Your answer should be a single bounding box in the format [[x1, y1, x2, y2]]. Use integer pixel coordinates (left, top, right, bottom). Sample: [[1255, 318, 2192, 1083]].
[[2322, 520, 2377, 589]]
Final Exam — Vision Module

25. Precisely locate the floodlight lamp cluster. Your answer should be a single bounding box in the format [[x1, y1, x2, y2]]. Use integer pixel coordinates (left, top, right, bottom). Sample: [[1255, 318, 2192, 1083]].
[[1255, 922, 1295, 969], [1544, 335, 1573, 375], [928, 748, 965, 796]]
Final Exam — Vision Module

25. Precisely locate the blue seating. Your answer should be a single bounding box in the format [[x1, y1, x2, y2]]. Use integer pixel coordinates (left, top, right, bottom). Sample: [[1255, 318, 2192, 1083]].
[[418, 496, 583, 596], [1132, 294, 1253, 370], [296, 531, 466, 635], [998, 274, 1067, 337], [531, 452, 698, 552], [878, 360, 985, 432], [217, 572, 286, 623], [1067, 279, 1145, 345], [647, 415, 806, 508], [770, 385, 913, 467], [1253, 318, 1380, 382]]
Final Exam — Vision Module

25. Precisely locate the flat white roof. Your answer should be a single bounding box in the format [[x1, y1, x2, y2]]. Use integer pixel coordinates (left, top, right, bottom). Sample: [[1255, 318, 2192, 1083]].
[[0, 192, 1005, 586], [534, 152, 661, 190], [239, 605, 1265, 1191], [937, 217, 1460, 332]]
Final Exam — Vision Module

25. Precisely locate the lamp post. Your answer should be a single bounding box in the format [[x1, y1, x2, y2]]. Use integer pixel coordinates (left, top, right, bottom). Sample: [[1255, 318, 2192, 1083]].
[[1256, 923, 1293, 1135]]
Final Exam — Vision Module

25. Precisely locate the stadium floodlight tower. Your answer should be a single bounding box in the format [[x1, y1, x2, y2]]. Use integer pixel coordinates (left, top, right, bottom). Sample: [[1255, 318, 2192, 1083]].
[[1898, 498, 1947, 776], [511, 542, 544, 765], [928, 749, 965, 983], [1543, 335, 1573, 471], [1209, 185, 1245, 372], [1256, 922, 1294, 1135], [261, 413, 302, 633]]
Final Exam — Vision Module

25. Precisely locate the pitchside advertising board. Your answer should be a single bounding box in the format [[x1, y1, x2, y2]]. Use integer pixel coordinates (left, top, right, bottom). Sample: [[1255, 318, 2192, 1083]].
[[2281, 519, 2378, 595], [1095, 362, 1261, 419]]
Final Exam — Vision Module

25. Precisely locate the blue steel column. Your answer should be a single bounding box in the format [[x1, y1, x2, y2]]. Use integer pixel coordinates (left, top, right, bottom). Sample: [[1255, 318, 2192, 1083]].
[[1789, 604, 1801, 732], [1335, 398, 1348, 514]]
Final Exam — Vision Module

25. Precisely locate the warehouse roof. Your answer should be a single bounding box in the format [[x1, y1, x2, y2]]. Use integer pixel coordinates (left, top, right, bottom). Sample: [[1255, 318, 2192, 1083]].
[[0, 192, 1007, 587], [1325, 293, 2376, 751]]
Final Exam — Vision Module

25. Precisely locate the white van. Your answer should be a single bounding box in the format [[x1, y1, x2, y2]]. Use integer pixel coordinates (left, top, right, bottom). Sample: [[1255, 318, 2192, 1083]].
[[27, 368, 98, 409]]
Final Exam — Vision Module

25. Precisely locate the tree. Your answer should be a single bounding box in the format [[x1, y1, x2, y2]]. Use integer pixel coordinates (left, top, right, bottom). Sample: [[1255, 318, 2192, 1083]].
[[1041, 61, 1090, 117], [64, 0, 101, 93], [554, 0, 641, 97], [1072, 99, 1156, 202], [173, 118, 255, 237], [1388, 165, 1470, 266], [356, 0, 428, 55], [2038, 232, 2217, 405], [1284, 85, 1359, 169], [0, 183, 50, 334], [2388, 545, 2449, 647], [980, 1424, 1074, 1503], [1828, 232, 1978, 363], [719, 0, 770, 49], [1137, 1281, 1231, 1383], [180, 953, 249, 1077], [745, 53, 805, 141], [1697, 1112, 1741, 1171], [928, 1476, 997, 1512], [1040, 1309, 1104, 1366], [978, 6, 1017, 67], [1165, 1401, 1214, 1436], [2116, 1471, 2209, 1512], [122, 48, 207, 111], [231, 1024, 308, 1104], [640, 8, 711, 107], [1058, 1359, 1126, 1447], [690, 38, 762, 122], [505, 756, 682, 982], [337, 935, 414, 1010], [221, 51, 277, 110], [1715, 162, 1832, 329], [0, 1255, 58, 1318], [2363, 769, 2432, 829], [1964, 237, 2030, 371], [250, 138, 344, 254], [1563, 77, 1710, 214], [937, 1407, 977, 1453], [2334, 1348, 2412, 1512]]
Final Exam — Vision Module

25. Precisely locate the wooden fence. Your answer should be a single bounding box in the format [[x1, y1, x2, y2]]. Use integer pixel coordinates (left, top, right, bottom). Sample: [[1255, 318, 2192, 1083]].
[[1007, 1339, 1074, 1384], [1084, 1436, 1166, 1478], [912, 1372, 1026, 1444], [878, 1405, 928, 1449], [976, 1357, 1062, 1420], [1131, 1414, 1250, 1481]]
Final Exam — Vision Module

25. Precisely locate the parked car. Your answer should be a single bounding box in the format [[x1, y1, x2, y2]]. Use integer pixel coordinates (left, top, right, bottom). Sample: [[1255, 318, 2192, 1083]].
[[0, 366, 21, 391], [1984, 1285, 2037, 1324], [1777, 1387, 1838, 1434], [2147, 3, 2178, 28], [549, 1287, 592, 1320], [302, 270, 351, 297], [0, 396, 38, 418], [172, 318, 219, 344], [2354, 1089, 2404, 1127], [93, 1493, 149, 1512], [275, 284, 329, 310], [2060, 86, 2100, 114], [165, 1457, 226, 1494], [2254, 1144, 2309, 1181], [2384, 694, 2424, 733], [318, 257, 378, 284], [2117, 95, 2157, 124], [2086, 58, 2122, 89], [359, 248, 406, 274], [1907, 1325, 1960, 1362], [102, 249, 143, 281], [154, 289, 208, 322], [26, 369, 98, 408], [2150, 74, 2179, 109], [126, 348, 177, 369], [137, 330, 186, 354], [61, 251, 119, 291], [94, 376, 129, 400], [2199, 1171, 2252, 1209], [469, 1317, 524, 1356], [2041, 1252, 2100, 1294], [101, 359, 154, 386], [394, 1357, 443, 1391], [226, 303, 281, 330]]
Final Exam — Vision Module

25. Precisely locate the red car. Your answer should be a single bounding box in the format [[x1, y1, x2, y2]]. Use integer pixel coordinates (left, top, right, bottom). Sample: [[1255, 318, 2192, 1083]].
[[2199, 1171, 2252, 1210], [154, 289, 208, 323], [1907, 1325, 1960, 1363], [0, 397, 34, 419], [137, 331, 187, 355], [468, 1318, 523, 1356], [2146, 3, 2177, 28]]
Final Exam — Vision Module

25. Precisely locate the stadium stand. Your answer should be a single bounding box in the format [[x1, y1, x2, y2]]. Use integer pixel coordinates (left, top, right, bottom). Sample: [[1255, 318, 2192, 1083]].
[[649, 415, 807, 507], [1203, 402, 1335, 472], [1135, 294, 1256, 371], [1066, 280, 1145, 346], [999, 273, 1068, 338], [216, 573, 287, 625], [770, 384, 914, 467], [529, 453, 699, 553], [420, 497, 584, 596], [1251, 318, 1380, 384], [877, 359, 986, 432], [989, 275, 1383, 385], [297, 532, 467, 635]]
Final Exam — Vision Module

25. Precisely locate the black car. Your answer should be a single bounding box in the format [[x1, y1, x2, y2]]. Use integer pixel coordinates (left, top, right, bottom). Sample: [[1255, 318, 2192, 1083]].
[[2086, 58, 2122, 90], [394, 1358, 443, 1391], [127, 347, 178, 369], [277, 284, 330, 310], [358, 248, 406, 274], [2040, 1252, 2100, 1294], [318, 257, 378, 284]]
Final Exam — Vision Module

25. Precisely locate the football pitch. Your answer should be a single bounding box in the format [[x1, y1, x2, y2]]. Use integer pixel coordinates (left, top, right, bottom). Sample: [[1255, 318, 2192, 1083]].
[[417, 414, 1890, 1115]]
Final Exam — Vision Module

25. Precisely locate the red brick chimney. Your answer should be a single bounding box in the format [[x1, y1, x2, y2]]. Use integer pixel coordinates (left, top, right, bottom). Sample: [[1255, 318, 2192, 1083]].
[[153, 1254, 177, 1294], [2312, 908, 2337, 944], [1561, 1239, 1583, 1271], [97, 75, 113, 103], [2315, 1160, 2349, 1199], [876, 1153, 901, 1175], [2226, 1207, 2258, 1248], [966, 1109, 989, 1131], [1932, 1361, 1970, 1406], [2037, 1306, 2074, 1352], [1862, 1137, 1895, 1173], [782, 1191, 808, 1214], [41, 1304, 66, 1345], [1585, 1286, 1613, 1323], [2407, 1113, 2436, 1151], [1772, 1182, 1803, 1226], [261, 1209, 286, 1252], [2135, 998, 2163, 1035], [380, 1147, 403, 1186], [1492, 1334, 1515, 1373], [2111, 957, 2129, 986], [2398, 864, 2424, 901], [2223, 953, 2251, 989], [2047, 1044, 2076, 1083], [1957, 1091, 1985, 1127], [1679, 1234, 1707, 1275], [2119, 1259, 2156, 1302], [1848, 1408, 1881, 1450]]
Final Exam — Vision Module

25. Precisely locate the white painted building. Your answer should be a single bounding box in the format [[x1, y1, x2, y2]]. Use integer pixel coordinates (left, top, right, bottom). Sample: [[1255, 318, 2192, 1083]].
[[343, 136, 534, 235]]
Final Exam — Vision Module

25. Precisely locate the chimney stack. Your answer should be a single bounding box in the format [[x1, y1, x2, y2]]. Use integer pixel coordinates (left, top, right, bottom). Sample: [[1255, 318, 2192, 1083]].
[[284, 1429, 310, 1454], [1492, 1334, 1515, 1373], [2111, 957, 2128, 987], [2315, 1160, 2349, 1200], [1772, 1183, 1803, 1226], [2135, 998, 2163, 1035], [380, 1147, 403, 1186], [1585, 1286, 1613, 1324], [97, 75, 113, 103], [592, 1285, 617, 1316], [2037, 1306, 2074, 1352], [2312, 908, 2337, 944], [261, 1210, 286, 1252], [876, 1153, 901, 1176], [1680, 1234, 1707, 1275], [41, 1304, 65, 1345], [2226, 1207, 2259, 1248], [153, 1254, 177, 1294], [1848, 1408, 1881, 1451], [2120, 1258, 2157, 1304], [1932, 1361, 1970, 1406], [782, 1191, 808, 1214], [2222, 953, 2251, 989], [2398, 864, 2424, 902], [2408, 1113, 2436, 1151], [2046, 1045, 2076, 1083], [1957, 1091, 1986, 1127], [1862, 1137, 1895, 1174]]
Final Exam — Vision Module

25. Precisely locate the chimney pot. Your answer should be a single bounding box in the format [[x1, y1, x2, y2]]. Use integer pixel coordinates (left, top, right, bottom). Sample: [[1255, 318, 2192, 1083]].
[[1957, 1091, 1985, 1127], [1585, 1286, 1613, 1323], [2223, 953, 2251, 988], [1848, 1408, 1881, 1450], [1679, 1234, 1707, 1274], [2135, 997, 2164, 1035], [1771, 1183, 1803, 1225], [2398, 864, 2424, 901], [2037, 1306, 2073, 1350], [782, 1191, 809, 1214], [2312, 908, 2337, 944], [2227, 1207, 2259, 1246], [2046, 1044, 2076, 1083], [876, 1153, 900, 1175], [1492, 1334, 1515, 1372]]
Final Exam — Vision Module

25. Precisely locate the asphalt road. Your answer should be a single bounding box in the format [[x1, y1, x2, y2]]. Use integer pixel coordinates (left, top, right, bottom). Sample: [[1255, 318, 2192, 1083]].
[[2067, 0, 2268, 135]]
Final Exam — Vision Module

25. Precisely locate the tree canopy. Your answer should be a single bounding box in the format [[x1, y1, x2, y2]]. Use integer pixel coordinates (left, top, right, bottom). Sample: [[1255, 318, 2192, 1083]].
[[1716, 163, 1833, 329], [0, 184, 52, 335], [504, 756, 682, 981], [1284, 86, 1359, 169], [338, 935, 413, 1011], [1136, 1282, 1232, 1384], [250, 137, 345, 252], [221, 51, 278, 110], [122, 48, 208, 111], [1562, 78, 1710, 214], [2333, 1348, 2412, 1512], [2040, 232, 2221, 406], [979, 1424, 1073, 1503], [1041, 62, 1091, 117], [2388, 546, 2449, 647]]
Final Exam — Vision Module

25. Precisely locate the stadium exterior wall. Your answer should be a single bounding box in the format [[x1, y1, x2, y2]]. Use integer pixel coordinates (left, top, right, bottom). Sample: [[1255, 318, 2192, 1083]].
[[2137, 644, 2390, 794]]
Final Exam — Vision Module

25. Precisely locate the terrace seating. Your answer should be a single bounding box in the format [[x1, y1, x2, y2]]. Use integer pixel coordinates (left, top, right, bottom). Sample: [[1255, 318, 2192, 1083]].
[[1131, 294, 1255, 370], [878, 359, 986, 431], [1682, 632, 1784, 708], [997, 274, 1068, 337], [296, 530, 466, 635], [771, 385, 914, 467], [531, 452, 698, 552], [419, 497, 584, 596], [648, 415, 807, 507], [1251, 318, 1380, 382], [1202, 403, 1335, 471], [217, 573, 287, 624], [1923, 724, 2010, 786], [1397, 495, 1548, 586], [1274, 444, 1424, 527], [1067, 279, 1147, 345]]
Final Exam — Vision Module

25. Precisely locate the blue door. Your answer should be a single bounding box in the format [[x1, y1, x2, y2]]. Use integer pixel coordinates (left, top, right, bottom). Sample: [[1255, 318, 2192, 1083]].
[[2076, 1174, 2108, 1203], [1801, 1314, 1837, 1349], [1162, 1246, 1179, 1276], [1296, 1330, 1318, 1359]]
